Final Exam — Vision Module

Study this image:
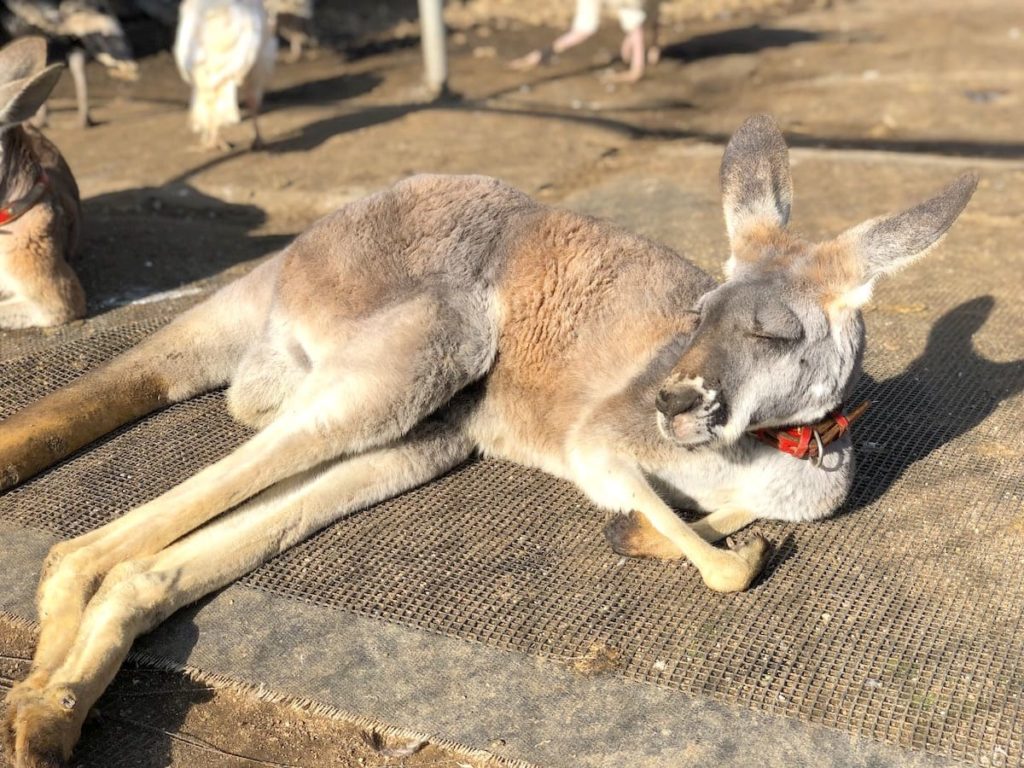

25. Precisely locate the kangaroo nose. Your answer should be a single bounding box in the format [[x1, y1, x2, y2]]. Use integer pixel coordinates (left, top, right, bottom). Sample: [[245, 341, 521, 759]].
[[656, 387, 703, 419]]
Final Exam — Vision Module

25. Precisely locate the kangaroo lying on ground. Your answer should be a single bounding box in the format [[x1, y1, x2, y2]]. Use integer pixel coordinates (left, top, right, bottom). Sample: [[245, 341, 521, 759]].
[[0, 115, 975, 766], [0, 37, 84, 330]]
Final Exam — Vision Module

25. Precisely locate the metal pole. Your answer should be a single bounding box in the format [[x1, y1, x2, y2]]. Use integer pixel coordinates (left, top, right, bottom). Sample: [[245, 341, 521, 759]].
[[417, 0, 448, 96]]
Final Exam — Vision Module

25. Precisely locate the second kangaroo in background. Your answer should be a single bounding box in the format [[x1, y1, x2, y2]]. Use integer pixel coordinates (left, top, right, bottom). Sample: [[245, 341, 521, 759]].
[[1, 115, 976, 767], [0, 36, 84, 329]]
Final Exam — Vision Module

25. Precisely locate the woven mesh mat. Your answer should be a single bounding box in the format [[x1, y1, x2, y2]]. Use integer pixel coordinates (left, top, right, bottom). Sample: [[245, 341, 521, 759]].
[[1, 288, 1023, 767]]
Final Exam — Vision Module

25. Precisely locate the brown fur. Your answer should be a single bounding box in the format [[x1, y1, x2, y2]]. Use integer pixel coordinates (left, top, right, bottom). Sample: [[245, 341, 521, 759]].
[[804, 238, 864, 309], [605, 510, 684, 559], [732, 221, 806, 270], [0, 366, 167, 489], [0, 38, 84, 329]]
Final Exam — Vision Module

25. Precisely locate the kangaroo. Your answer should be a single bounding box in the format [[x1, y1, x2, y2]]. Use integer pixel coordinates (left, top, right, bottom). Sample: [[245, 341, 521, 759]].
[[0, 115, 975, 766], [0, 37, 84, 330]]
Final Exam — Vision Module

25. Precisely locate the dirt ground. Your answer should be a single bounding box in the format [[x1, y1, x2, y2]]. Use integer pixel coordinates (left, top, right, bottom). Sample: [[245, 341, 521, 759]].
[[1, 0, 1021, 765], [0, 620, 494, 768], [6, 0, 1016, 325]]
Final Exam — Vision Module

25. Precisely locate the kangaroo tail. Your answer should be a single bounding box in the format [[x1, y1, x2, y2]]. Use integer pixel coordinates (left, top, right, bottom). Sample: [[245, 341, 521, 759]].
[[0, 257, 279, 491]]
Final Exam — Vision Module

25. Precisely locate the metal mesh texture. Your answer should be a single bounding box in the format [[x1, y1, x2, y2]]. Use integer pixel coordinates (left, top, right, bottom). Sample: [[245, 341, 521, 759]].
[[1, 290, 1022, 768]]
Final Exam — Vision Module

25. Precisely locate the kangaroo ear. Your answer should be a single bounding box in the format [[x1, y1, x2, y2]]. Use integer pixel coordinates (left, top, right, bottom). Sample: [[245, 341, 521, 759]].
[[720, 114, 793, 258], [820, 172, 979, 311], [0, 37, 49, 86], [0, 63, 64, 128]]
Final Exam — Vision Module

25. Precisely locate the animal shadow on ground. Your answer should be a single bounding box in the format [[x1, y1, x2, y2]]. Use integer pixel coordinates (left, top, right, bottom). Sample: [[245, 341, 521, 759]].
[[754, 532, 798, 585], [265, 71, 382, 112], [660, 25, 821, 61], [78, 184, 292, 312], [260, 60, 621, 155], [844, 295, 1024, 513]]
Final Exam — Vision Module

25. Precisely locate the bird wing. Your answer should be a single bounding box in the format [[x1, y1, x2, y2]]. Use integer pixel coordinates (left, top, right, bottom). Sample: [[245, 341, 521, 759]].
[[264, 0, 313, 19], [2, 0, 64, 36], [173, 0, 203, 83], [56, 0, 134, 66], [570, 0, 602, 35], [215, 0, 267, 86], [175, 0, 268, 89]]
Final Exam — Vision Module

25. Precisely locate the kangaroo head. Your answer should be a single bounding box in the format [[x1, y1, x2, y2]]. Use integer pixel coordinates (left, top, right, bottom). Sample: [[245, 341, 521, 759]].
[[0, 37, 64, 130], [656, 115, 977, 448]]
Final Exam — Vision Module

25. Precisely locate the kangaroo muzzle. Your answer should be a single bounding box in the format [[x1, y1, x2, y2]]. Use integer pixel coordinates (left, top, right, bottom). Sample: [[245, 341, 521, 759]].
[[655, 386, 703, 419], [656, 376, 728, 445]]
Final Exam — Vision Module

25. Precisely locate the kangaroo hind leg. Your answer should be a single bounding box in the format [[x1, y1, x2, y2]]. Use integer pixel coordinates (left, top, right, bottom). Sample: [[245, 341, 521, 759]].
[[0, 256, 280, 492], [6, 416, 474, 768], [16, 286, 493, 720], [1, 259, 282, 759]]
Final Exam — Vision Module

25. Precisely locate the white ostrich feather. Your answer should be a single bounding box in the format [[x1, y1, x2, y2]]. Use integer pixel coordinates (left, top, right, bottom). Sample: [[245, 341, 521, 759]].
[[174, 0, 276, 145]]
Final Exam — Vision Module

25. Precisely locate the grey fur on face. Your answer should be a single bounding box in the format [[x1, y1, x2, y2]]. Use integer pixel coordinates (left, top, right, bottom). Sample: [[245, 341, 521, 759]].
[[656, 275, 862, 446]]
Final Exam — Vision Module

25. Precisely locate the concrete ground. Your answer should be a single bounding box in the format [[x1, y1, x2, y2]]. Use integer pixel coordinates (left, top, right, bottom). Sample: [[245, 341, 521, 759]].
[[1, 0, 1022, 765]]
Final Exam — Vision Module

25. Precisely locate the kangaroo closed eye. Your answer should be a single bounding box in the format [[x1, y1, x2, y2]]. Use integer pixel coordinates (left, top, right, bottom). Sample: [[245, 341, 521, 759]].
[[750, 305, 803, 341], [747, 330, 799, 342]]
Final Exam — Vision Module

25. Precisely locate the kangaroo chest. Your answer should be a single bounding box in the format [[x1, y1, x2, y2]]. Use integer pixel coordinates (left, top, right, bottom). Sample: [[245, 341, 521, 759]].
[[650, 437, 856, 523]]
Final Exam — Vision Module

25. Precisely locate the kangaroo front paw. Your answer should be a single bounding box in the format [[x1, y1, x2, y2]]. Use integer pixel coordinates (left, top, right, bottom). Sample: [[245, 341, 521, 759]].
[[701, 534, 770, 593], [7, 686, 80, 768], [604, 511, 684, 560]]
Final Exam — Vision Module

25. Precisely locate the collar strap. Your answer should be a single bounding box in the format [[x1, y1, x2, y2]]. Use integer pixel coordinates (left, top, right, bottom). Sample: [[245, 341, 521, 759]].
[[749, 401, 871, 464], [0, 170, 49, 227]]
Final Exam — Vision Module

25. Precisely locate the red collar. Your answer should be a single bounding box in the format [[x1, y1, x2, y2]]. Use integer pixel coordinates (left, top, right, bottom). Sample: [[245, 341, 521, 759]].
[[0, 170, 49, 227], [749, 401, 871, 465]]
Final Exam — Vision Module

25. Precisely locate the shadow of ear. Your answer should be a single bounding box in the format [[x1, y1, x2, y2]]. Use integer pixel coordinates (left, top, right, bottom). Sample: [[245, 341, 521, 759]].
[[844, 295, 1024, 514], [755, 532, 797, 586]]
